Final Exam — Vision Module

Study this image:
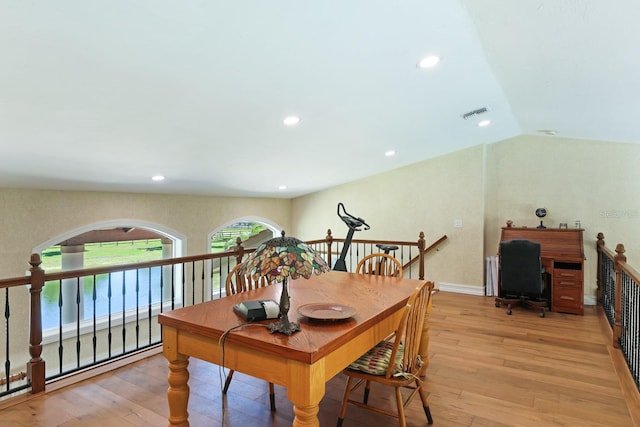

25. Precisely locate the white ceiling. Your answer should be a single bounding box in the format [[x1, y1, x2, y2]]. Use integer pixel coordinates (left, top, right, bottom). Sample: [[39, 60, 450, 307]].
[[1, 1, 638, 198]]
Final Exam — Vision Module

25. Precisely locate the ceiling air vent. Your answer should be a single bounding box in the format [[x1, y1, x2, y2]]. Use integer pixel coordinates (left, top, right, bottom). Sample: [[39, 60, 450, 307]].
[[462, 107, 489, 120]]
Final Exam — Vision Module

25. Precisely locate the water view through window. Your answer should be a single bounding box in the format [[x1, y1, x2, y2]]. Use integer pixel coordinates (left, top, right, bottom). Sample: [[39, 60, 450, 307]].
[[42, 267, 164, 329], [40, 222, 269, 330]]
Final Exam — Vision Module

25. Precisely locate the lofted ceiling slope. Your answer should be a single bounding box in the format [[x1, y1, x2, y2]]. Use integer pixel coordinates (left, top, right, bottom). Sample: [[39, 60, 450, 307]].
[[1, 1, 638, 198]]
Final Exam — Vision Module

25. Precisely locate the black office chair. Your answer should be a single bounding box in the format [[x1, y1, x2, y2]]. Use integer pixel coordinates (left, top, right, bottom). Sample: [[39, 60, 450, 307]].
[[495, 239, 547, 317]]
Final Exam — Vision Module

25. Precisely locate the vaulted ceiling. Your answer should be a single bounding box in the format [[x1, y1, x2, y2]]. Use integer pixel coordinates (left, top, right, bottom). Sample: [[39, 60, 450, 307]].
[[1, 1, 638, 198]]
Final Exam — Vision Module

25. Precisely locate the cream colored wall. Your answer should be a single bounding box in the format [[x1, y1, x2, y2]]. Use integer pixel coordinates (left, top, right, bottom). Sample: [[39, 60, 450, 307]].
[[2, 134, 638, 336], [293, 135, 640, 302], [485, 135, 640, 300], [3, 137, 636, 379], [0, 187, 293, 370], [0, 188, 291, 359], [0, 188, 292, 277], [292, 145, 486, 288]]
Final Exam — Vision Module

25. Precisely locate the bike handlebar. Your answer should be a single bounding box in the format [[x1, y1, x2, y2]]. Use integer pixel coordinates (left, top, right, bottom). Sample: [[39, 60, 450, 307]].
[[337, 202, 370, 231]]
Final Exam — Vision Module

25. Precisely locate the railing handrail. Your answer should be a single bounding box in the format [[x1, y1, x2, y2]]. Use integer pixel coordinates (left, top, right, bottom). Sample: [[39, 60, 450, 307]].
[[0, 276, 31, 289], [0, 244, 253, 287], [596, 232, 640, 400], [2, 231, 448, 288], [401, 234, 448, 272], [612, 250, 640, 285], [0, 229, 447, 398]]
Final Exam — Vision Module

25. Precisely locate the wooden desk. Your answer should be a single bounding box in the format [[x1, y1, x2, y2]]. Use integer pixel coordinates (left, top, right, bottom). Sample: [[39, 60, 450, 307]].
[[500, 227, 585, 315], [158, 271, 427, 427]]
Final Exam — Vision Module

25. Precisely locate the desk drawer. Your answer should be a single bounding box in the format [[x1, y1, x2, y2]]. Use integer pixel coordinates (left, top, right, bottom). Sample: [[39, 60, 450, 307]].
[[553, 269, 581, 282], [554, 278, 581, 288], [553, 286, 583, 314]]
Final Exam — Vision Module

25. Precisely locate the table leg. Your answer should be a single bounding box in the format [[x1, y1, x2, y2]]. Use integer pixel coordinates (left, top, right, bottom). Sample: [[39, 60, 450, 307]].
[[167, 353, 190, 427], [287, 363, 324, 427], [292, 403, 320, 427]]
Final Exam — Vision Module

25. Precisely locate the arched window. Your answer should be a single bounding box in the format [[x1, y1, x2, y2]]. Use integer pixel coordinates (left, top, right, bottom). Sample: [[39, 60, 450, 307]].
[[208, 217, 281, 296]]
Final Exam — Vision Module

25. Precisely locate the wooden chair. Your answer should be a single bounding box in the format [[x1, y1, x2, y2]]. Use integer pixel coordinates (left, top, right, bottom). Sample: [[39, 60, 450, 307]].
[[355, 253, 403, 277], [223, 263, 277, 411], [337, 281, 435, 427]]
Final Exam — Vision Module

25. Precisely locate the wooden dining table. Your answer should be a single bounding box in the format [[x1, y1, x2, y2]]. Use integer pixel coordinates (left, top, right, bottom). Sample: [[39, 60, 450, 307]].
[[158, 270, 430, 427]]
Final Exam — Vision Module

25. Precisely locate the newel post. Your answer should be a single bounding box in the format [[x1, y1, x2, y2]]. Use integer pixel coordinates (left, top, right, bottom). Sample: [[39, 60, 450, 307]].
[[613, 243, 626, 349], [28, 253, 46, 393], [325, 229, 333, 269], [232, 237, 245, 265], [595, 233, 605, 302], [418, 231, 426, 280]]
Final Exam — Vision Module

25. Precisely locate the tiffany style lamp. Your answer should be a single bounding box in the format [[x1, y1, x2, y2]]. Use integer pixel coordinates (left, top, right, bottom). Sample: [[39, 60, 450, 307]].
[[240, 231, 330, 335]]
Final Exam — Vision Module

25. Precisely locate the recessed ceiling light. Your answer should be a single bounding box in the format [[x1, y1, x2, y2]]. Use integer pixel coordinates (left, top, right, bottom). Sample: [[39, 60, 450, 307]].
[[477, 119, 491, 127], [385, 150, 397, 157], [418, 55, 440, 69], [283, 116, 300, 126], [278, 185, 287, 190], [539, 129, 557, 136], [151, 175, 165, 181]]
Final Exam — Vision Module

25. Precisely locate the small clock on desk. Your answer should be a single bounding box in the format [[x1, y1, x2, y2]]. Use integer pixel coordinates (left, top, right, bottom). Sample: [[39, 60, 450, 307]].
[[535, 208, 547, 228]]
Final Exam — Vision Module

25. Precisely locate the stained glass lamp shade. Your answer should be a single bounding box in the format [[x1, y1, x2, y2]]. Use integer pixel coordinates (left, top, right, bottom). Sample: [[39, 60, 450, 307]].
[[240, 231, 329, 335]]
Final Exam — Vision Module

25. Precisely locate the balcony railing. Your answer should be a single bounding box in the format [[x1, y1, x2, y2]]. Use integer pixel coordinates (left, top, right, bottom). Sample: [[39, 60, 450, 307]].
[[596, 232, 640, 392], [0, 230, 445, 400]]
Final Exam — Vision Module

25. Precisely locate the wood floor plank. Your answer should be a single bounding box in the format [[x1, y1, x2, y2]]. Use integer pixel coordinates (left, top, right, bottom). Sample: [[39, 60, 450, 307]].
[[0, 291, 637, 426]]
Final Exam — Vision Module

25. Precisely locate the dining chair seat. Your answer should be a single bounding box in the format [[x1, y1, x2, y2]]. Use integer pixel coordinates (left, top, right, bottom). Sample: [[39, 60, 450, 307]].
[[337, 280, 435, 427]]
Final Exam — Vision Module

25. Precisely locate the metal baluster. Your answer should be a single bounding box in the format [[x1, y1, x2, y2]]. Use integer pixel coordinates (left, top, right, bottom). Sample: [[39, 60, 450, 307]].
[[182, 262, 187, 308], [191, 261, 195, 306], [201, 260, 205, 304], [623, 277, 627, 350], [108, 273, 112, 358], [92, 275, 97, 363], [58, 280, 63, 374], [4, 288, 9, 392], [135, 269, 140, 349], [636, 281, 639, 388], [121, 270, 126, 352], [75, 277, 81, 368], [603, 257, 615, 326], [160, 263, 165, 311], [148, 267, 153, 346], [171, 263, 176, 310]]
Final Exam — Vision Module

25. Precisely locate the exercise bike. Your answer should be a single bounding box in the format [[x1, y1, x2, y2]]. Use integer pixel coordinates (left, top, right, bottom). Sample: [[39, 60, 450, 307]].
[[333, 203, 399, 273], [333, 203, 369, 272]]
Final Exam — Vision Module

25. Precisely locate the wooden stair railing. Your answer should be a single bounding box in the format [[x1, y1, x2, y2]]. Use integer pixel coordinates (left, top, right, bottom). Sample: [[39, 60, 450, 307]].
[[306, 230, 448, 280], [596, 233, 640, 399]]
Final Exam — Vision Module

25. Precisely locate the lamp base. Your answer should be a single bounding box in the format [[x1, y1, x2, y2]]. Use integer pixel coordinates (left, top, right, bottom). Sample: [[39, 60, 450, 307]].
[[268, 316, 300, 335]]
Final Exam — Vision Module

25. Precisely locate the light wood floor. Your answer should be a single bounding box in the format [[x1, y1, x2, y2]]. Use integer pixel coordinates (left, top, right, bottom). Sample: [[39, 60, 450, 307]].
[[1, 291, 639, 426]]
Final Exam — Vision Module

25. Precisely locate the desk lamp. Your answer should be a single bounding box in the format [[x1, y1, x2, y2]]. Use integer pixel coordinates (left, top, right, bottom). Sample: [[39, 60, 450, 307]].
[[240, 231, 329, 335]]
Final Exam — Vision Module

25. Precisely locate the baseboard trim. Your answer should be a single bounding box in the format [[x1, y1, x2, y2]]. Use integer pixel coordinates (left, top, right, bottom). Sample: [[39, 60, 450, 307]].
[[438, 282, 485, 296], [439, 282, 597, 306]]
